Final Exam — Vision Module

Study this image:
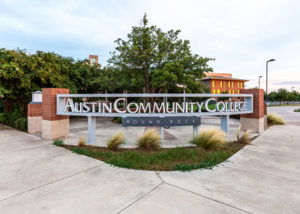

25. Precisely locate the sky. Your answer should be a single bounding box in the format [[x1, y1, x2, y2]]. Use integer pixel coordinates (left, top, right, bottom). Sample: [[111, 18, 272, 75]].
[[1, 0, 300, 92]]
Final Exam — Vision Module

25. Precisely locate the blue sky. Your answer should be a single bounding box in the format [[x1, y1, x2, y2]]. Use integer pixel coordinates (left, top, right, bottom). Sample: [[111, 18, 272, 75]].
[[1, 0, 300, 91]]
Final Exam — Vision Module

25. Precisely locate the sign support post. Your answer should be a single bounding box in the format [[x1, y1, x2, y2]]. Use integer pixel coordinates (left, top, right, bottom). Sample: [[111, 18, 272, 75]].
[[88, 116, 96, 144], [193, 125, 199, 137], [220, 115, 229, 135]]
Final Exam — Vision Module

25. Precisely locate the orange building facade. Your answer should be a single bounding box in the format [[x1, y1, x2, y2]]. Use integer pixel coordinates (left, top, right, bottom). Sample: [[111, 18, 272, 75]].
[[202, 73, 248, 94]]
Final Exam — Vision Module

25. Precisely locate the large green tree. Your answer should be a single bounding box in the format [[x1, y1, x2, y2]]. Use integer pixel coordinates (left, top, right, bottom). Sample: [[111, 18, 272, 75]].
[[0, 49, 103, 115], [107, 14, 213, 94]]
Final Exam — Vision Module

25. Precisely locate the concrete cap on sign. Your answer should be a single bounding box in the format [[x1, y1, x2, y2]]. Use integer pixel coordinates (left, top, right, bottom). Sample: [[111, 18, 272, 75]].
[[31, 91, 43, 103]]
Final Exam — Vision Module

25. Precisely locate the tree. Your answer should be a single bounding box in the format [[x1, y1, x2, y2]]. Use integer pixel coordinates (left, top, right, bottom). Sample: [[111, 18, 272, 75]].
[[0, 49, 103, 115], [288, 91, 298, 101], [107, 14, 213, 94], [266, 89, 300, 102], [276, 88, 289, 102]]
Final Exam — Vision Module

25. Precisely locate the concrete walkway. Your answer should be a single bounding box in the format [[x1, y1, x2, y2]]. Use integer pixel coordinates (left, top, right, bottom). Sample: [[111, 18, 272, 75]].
[[0, 123, 300, 213]]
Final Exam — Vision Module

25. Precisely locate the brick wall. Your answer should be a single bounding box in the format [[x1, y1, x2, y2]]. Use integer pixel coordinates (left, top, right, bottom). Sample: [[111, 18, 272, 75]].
[[27, 103, 42, 117], [42, 88, 69, 121], [264, 103, 267, 115], [240, 89, 264, 119]]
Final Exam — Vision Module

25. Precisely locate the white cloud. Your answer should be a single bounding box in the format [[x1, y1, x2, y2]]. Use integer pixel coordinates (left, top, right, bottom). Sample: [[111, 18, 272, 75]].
[[0, 0, 299, 91]]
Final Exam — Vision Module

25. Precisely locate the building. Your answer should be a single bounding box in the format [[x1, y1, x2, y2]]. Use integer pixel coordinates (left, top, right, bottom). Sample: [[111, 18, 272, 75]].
[[89, 55, 99, 66], [202, 72, 248, 94]]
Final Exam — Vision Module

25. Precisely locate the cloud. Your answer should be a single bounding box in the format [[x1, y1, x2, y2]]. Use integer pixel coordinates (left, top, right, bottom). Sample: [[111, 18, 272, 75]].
[[275, 81, 300, 85], [0, 0, 299, 91]]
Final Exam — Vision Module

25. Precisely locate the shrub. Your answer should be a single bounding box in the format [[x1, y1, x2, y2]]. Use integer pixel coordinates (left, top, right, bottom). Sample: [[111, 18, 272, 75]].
[[107, 132, 126, 150], [294, 108, 300, 112], [8, 109, 22, 127], [237, 126, 252, 144], [15, 118, 27, 132], [112, 117, 122, 124], [53, 140, 64, 146], [0, 113, 8, 123], [267, 113, 285, 125], [190, 128, 226, 150], [77, 137, 86, 147], [137, 129, 161, 150]]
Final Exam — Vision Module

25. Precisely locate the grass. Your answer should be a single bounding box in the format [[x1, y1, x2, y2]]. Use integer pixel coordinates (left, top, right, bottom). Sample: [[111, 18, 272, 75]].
[[59, 143, 244, 171], [107, 132, 125, 150], [53, 139, 64, 146], [269, 104, 300, 107], [267, 113, 286, 125], [190, 128, 226, 150], [78, 137, 86, 147], [294, 108, 300, 112], [137, 129, 161, 150], [237, 126, 252, 144]]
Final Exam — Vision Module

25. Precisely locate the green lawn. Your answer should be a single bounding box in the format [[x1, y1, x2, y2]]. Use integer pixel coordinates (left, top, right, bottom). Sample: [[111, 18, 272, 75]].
[[268, 104, 300, 107], [58, 143, 244, 171]]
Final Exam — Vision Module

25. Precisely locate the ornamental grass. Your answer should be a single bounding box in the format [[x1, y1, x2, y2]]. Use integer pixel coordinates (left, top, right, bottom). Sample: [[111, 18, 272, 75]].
[[190, 128, 226, 150], [107, 132, 126, 150], [237, 126, 252, 144], [77, 137, 86, 147], [137, 129, 161, 151], [267, 113, 286, 125]]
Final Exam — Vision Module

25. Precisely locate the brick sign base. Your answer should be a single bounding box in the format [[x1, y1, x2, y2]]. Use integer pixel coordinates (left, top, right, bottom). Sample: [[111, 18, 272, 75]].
[[42, 88, 70, 140], [240, 89, 265, 133], [27, 103, 42, 134]]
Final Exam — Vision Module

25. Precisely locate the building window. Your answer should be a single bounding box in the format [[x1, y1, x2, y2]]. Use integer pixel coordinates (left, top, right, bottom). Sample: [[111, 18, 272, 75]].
[[220, 81, 223, 87], [232, 82, 234, 87], [217, 89, 220, 94], [228, 82, 231, 87], [225, 81, 227, 87], [238, 90, 240, 94], [213, 89, 216, 94], [241, 82, 243, 88], [238, 82, 240, 88], [212, 81, 215, 87], [229, 90, 231, 94], [233, 90, 235, 94]]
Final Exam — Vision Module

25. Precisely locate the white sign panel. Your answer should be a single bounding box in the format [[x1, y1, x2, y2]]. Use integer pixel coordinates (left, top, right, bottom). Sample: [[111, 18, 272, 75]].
[[56, 93, 253, 117]]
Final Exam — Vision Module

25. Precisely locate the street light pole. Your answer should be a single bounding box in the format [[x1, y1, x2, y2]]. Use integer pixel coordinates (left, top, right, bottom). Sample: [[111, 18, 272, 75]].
[[266, 59, 275, 96], [258, 76, 263, 89]]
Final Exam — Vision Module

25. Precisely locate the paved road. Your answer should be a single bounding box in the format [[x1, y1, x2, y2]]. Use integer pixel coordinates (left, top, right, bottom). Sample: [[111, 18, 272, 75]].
[[0, 122, 300, 213]]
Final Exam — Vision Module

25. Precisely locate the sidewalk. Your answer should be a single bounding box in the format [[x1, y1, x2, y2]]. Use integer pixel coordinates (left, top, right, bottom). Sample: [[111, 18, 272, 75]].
[[0, 123, 299, 213]]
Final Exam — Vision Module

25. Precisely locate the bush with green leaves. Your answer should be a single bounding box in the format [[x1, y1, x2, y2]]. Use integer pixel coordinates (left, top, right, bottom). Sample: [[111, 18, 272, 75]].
[[0, 110, 28, 131], [0, 113, 8, 123], [53, 140, 64, 146], [15, 118, 27, 131], [190, 129, 226, 150], [8, 109, 22, 127], [294, 108, 300, 112], [112, 117, 122, 124]]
